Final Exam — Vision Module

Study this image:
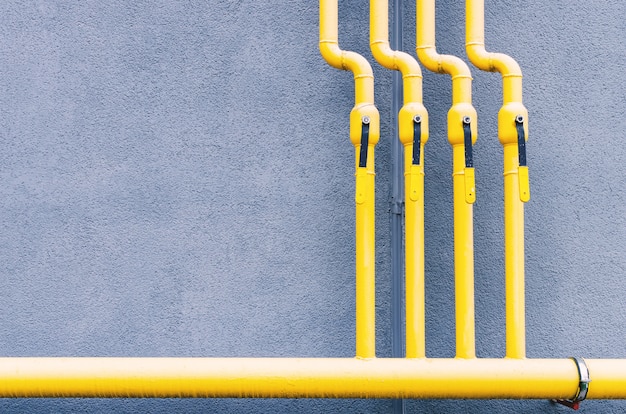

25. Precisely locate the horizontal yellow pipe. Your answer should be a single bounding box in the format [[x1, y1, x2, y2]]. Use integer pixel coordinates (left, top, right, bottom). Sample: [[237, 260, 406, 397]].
[[0, 358, 625, 399]]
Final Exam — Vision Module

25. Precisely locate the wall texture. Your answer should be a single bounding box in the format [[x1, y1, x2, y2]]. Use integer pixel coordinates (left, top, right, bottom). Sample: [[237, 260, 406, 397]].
[[0, 0, 624, 412]]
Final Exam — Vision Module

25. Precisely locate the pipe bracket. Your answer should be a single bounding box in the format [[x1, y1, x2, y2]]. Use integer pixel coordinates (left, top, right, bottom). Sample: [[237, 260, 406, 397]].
[[552, 357, 590, 410]]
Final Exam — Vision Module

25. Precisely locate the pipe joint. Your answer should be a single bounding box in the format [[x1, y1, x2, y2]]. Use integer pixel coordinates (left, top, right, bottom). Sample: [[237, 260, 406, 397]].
[[370, 43, 424, 104], [415, 46, 444, 75], [319, 41, 345, 70], [371, 44, 423, 77], [466, 45, 522, 78], [350, 105, 380, 147], [448, 104, 478, 146], [320, 42, 374, 85], [399, 103, 429, 146], [498, 103, 528, 146]]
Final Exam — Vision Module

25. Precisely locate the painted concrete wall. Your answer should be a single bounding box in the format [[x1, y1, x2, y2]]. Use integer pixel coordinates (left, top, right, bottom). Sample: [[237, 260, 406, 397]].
[[0, 0, 623, 412]]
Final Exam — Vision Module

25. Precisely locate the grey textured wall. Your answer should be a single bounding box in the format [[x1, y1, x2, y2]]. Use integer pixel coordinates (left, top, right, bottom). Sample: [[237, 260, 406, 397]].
[[0, 0, 624, 412]]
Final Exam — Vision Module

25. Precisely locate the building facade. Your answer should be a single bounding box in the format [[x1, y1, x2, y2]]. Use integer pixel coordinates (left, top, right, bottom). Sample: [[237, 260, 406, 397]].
[[0, 1, 624, 412]]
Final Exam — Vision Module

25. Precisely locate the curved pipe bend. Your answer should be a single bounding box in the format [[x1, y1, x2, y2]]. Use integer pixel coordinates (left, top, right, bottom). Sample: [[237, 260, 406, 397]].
[[320, 42, 374, 79], [370, 0, 428, 148], [465, 0, 524, 104], [465, 43, 522, 77], [415, 0, 473, 105], [369, 0, 424, 104], [319, 0, 375, 105], [415, 45, 472, 82]]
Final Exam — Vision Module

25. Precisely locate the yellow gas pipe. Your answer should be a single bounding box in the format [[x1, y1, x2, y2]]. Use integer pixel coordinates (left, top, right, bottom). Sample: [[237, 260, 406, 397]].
[[416, 0, 478, 359], [0, 1, 623, 405], [370, 0, 429, 359], [320, 0, 379, 359], [466, 0, 529, 359], [0, 357, 625, 399]]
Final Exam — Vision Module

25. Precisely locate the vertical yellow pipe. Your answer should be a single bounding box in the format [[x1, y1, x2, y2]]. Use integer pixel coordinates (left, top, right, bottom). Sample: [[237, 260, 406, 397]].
[[320, 0, 380, 359], [370, 0, 429, 359], [416, 0, 477, 359], [504, 143, 525, 358], [466, 0, 529, 359]]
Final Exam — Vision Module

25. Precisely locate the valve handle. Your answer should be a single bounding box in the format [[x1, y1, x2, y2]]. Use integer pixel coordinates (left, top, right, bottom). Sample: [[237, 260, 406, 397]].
[[409, 116, 423, 202], [462, 117, 476, 204], [515, 115, 530, 202], [356, 116, 370, 204], [359, 116, 370, 168], [412, 115, 422, 166]]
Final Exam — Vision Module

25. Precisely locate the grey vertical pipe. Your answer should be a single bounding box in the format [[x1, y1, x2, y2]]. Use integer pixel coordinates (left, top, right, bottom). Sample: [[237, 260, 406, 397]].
[[390, 0, 406, 413]]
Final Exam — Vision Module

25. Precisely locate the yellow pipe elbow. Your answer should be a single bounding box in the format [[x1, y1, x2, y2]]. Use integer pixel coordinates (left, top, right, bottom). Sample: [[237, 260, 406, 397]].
[[369, 0, 423, 103], [370, 41, 424, 105], [465, 0, 523, 104], [320, 0, 375, 105], [415, 0, 473, 107]]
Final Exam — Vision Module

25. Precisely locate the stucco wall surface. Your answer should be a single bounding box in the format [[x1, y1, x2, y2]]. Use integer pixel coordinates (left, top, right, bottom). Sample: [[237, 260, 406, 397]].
[[0, 0, 624, 412]]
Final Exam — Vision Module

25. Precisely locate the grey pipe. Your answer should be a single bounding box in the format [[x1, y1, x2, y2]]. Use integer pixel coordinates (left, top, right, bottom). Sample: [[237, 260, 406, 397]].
[[390, 0, 406, 413]]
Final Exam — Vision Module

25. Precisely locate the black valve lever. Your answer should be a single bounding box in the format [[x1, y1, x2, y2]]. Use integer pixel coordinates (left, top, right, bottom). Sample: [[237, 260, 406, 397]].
[[462, 116, 476, 204], [412, 115, 422, 166], [359, 116, 370, 168], [515, 115, 527, 167], [515, 115, 530, 202], [462, 116, 473, 169]]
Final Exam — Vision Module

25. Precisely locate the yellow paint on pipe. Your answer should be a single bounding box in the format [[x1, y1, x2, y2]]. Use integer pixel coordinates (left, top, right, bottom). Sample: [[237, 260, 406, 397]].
[[403, 147, 426, 358], [465, 0, 522, 104], [320, 0, 379, 358], [453, 145, 475, 358], [416, 0, 477, 359], [504, 144, 525, 358], [466, 0, 529, 359], [370, 0, 429, 359], [354, 146, 377, 359], [370, 0, 424, 103], [586, 359, 626, 399], [319, 0, 374, 104], [0, 357, 625, 399]]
